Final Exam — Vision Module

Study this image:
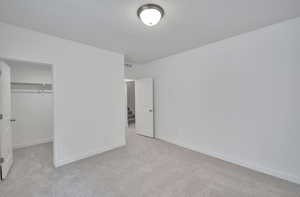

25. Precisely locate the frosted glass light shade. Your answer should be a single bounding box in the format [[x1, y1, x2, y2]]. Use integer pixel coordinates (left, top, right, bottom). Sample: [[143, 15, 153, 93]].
[[137, 4, 164, 26]]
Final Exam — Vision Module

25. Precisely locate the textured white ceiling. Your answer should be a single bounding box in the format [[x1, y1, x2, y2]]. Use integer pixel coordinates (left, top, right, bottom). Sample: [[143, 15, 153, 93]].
[[0, 0, 299, 63]]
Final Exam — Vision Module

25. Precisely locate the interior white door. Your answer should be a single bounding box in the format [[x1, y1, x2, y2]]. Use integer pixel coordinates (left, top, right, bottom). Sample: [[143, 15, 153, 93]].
[[0, 61, 13, 180], [135, 78, 154, 137]]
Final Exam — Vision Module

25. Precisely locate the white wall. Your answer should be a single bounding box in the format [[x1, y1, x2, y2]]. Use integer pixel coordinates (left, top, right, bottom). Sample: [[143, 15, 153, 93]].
[[7, 62, 53, 149], [8, 60, 52, 84], [0, 22, 125, 167], [125, 18, 300, 184], [11, 92, 53, 149]]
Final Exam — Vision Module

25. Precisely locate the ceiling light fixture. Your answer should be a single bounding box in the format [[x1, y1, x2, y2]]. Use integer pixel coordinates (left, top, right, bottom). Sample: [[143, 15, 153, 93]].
[[137, 4, 164, 26]]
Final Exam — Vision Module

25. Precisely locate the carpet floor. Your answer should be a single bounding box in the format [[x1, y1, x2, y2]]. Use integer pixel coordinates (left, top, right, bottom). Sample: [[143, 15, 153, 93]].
[[0, 128, 299, 197]]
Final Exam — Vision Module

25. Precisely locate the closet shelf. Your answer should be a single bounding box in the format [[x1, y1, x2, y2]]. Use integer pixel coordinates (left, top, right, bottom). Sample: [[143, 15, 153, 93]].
[[11, 82, 53, 93], [11, 82, 52, 86], [11, 89, 53, 94]]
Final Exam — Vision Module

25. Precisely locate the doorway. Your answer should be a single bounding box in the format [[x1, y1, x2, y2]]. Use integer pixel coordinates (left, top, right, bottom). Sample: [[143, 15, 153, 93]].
[[125, 78, 154, 138], [0, 58, 54, 180], [125, 79, 135, 128]]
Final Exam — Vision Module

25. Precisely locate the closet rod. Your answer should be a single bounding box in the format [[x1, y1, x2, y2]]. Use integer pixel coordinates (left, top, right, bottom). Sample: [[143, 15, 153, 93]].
[[11, 89, 53, 94], [11, 82, 52, 86]]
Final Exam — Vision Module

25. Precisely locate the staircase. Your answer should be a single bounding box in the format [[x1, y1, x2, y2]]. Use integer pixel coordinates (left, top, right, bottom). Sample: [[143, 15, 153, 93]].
[[127, 107, 135, 124]]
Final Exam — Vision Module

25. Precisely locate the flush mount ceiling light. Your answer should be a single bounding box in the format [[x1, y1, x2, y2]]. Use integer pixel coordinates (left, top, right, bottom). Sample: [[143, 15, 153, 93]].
[[137, 4, 164, 26]]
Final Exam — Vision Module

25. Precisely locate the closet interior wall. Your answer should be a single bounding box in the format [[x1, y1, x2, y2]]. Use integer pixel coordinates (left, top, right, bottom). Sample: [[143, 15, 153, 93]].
[[5, 60, 53, 149]]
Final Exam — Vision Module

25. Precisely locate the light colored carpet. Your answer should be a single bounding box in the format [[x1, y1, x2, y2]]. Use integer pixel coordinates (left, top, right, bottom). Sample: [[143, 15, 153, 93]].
[[0, 128, 299, 197]]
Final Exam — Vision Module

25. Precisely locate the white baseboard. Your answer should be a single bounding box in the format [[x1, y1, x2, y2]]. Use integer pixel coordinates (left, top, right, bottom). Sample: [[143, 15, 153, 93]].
[[13, 138, 53, 149], [54, 142, 126, 168], [157, 136, 300, 185]]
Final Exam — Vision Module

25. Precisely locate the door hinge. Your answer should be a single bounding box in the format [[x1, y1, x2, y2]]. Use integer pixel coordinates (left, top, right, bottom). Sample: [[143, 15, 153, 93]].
[[0, 157, 4, 164], [0, 114, 3, 120]]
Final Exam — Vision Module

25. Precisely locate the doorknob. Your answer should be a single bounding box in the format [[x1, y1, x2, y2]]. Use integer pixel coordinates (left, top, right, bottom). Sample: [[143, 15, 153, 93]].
[[148, 109, 153, 112]]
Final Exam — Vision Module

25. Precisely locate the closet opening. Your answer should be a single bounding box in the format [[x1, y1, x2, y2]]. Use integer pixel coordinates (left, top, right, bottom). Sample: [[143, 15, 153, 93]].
[[0, 58, 54, 179]]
